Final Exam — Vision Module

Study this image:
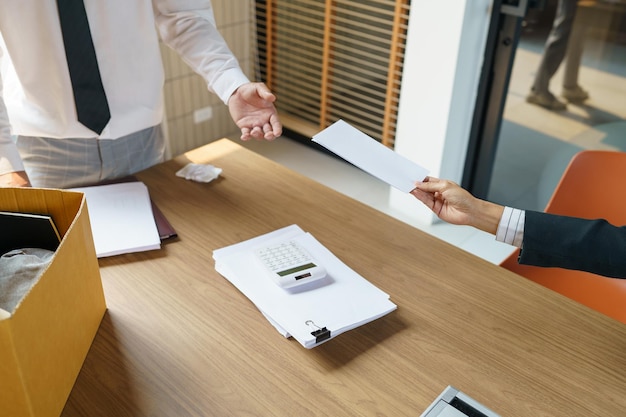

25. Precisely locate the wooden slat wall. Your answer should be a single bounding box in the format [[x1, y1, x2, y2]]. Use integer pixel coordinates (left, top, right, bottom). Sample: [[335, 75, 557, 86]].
[[256, 0, 411, 147]]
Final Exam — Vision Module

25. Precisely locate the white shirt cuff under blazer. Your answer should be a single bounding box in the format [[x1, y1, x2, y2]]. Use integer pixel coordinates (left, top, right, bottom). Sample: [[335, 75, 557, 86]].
[[496, 207, 525, 247], [0, 0, 250, 174]]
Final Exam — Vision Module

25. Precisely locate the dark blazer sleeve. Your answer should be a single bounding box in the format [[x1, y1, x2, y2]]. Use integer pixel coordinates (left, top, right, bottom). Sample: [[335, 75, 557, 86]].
[[519, 210, 626, 278]]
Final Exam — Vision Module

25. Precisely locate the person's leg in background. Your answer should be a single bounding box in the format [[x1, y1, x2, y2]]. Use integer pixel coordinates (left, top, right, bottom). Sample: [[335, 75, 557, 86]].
[[527, 0, 579, 110], [562, 3, 601, 103], [17, 125, 165, 189]]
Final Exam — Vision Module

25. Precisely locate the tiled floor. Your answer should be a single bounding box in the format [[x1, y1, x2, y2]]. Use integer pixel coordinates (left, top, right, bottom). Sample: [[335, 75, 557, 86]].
[[237, 32, 626, 266]]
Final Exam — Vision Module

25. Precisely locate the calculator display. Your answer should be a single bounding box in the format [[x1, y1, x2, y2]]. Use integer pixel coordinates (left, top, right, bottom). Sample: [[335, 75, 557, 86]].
[[256, 240, 327, 288], [277, 263, 317, 276]]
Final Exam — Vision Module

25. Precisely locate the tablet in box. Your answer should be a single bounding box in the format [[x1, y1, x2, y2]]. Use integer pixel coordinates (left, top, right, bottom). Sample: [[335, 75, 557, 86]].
[[0, 188, 107, 417]]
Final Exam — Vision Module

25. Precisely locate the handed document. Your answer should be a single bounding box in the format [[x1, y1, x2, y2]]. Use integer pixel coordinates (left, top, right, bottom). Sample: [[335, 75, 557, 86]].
[[312, 120, 429, 193]]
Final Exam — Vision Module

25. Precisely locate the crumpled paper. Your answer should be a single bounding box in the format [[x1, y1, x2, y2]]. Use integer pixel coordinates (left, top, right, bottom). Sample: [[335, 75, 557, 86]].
[[175, 163, 222, 183]]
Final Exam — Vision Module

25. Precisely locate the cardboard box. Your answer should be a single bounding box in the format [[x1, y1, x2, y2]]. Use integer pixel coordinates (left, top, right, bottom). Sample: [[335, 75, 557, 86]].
[[0, 188, 106, 417]]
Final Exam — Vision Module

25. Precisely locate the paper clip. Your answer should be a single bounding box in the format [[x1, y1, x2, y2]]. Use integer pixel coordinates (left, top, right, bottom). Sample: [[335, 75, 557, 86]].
[[305, 320, 331, 343]]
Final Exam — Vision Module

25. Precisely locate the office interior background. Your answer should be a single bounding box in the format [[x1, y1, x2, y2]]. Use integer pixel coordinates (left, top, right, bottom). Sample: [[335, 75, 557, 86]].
[[159, 0, 626, 264]]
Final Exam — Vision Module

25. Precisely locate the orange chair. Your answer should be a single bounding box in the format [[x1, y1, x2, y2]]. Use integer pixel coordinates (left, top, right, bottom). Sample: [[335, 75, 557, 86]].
[[500, 150, 626, 324]]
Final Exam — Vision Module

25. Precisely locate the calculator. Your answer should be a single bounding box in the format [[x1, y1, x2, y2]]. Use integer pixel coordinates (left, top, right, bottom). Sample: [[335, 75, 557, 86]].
[[255, 240, 327, 288]]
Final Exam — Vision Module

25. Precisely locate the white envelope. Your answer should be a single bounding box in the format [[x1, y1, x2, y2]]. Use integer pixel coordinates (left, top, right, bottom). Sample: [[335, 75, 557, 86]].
[[312, 119, 429, 192]]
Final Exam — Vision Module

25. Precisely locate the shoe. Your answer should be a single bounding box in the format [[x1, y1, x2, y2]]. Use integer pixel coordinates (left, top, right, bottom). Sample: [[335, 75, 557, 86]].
[[562, 85, 589, 103], [526, 90, 567, 111]]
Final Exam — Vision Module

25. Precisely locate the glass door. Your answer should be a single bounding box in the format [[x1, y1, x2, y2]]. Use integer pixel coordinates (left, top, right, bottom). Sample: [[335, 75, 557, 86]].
[[465, 0, 626, 211]]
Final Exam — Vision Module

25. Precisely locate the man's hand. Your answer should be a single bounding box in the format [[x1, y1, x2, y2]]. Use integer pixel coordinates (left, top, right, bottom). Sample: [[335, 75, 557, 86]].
[[228, 82, 282, 141], [0, 171, 31, 187]]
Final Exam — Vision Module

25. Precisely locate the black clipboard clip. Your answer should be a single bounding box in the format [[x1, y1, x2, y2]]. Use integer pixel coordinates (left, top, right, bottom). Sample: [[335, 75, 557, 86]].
[[306, 320, 331, 343]]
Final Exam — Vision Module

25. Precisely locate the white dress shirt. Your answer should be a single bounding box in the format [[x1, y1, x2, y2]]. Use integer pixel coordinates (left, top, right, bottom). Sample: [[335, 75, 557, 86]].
[[496, 206, 525, 247], [0, 0, 249, 174]]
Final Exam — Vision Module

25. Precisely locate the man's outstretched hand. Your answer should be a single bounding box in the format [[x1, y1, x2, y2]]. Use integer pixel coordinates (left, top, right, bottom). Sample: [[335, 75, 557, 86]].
[[228, 82, 282, 141]]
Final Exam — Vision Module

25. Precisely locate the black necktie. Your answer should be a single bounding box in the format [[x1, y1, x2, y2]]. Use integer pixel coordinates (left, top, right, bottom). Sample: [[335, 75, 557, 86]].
[[56, 0, 111, 134]]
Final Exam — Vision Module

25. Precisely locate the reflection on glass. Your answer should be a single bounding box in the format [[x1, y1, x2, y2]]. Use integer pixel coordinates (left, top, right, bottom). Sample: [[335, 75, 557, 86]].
[[490, 0, 626, 211]]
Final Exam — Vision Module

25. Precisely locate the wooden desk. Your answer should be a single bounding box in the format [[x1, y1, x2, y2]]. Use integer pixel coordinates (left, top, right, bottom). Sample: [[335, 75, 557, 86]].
[[62, 139, 626, 416]]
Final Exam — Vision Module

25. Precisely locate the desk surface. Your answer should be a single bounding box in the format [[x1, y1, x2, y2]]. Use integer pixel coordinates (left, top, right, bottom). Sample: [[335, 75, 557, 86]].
[[62, 139, 626, 416]]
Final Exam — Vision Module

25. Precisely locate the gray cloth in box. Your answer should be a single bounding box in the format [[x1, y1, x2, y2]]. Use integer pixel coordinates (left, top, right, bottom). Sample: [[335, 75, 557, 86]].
[[0, 248, 54, 314]]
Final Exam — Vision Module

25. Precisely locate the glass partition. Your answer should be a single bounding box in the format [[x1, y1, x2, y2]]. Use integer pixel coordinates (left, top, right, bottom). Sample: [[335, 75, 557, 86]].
[[489, 0, 626, 210]]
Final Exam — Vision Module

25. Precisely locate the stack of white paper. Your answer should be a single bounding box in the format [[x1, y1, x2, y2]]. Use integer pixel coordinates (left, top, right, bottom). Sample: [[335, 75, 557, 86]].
[[213, 225, 397, 348], [72, 182, 161, 258]]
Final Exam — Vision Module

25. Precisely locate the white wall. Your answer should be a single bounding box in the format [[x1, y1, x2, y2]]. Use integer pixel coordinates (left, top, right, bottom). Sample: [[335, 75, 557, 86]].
[[390, 0, 494, 224]]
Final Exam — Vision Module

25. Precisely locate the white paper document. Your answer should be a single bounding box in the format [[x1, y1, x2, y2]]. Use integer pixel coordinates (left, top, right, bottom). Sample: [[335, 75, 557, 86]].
[[72, 182, 161, 258], [312, 120, 429, 192], [213, 225, 397, 348]]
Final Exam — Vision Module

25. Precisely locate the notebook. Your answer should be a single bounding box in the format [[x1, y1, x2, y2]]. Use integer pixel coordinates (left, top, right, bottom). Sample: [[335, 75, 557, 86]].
[[0, 211, 62, 255]]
